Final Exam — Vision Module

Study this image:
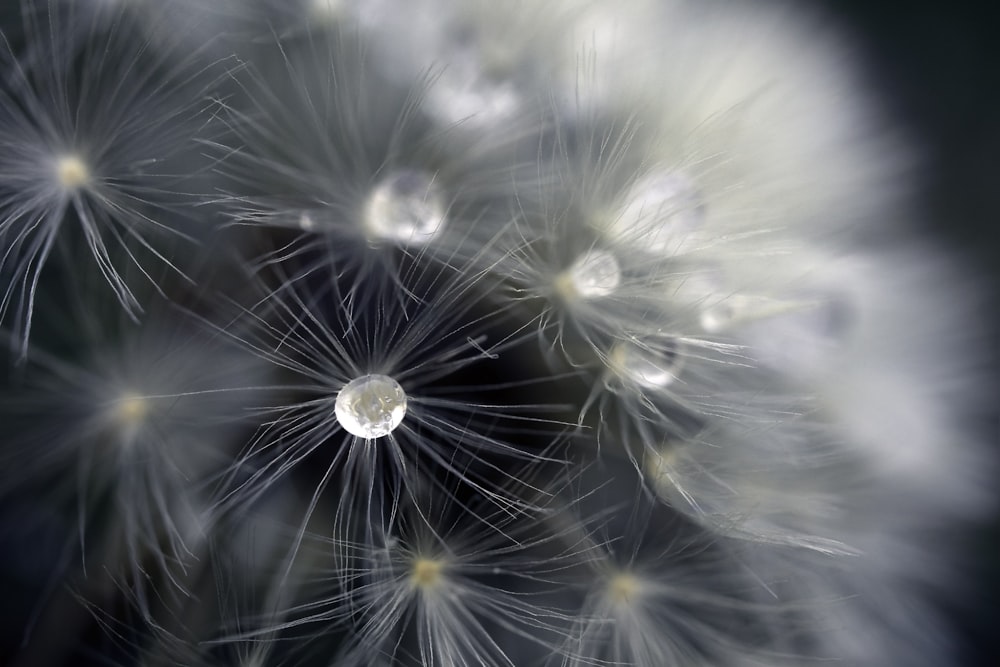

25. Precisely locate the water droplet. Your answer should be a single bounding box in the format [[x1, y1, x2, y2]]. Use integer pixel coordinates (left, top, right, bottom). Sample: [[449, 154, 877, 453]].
[[363, 170, 446, 245], [556, 249, 621, 300], [609, 338, 682, 389], [335, 374, 407, 439]]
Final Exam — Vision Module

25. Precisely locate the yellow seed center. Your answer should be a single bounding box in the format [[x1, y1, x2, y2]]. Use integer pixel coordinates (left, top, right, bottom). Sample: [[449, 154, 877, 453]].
[[56, 154, 90, 189], [410, 558, 445, 588], [114, 393, 149, 426], [608, 573, 640, 605], [553, 270, 578, 301]]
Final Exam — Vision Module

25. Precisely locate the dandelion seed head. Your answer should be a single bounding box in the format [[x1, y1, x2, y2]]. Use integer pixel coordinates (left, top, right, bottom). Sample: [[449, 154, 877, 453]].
[[334, 374, 407, 439], [610, 170, 705, 255], [554, 249, 622, 302], [362, 169, 446, 245], [608, 339, 682, 389], [54, 154, 91, 190]]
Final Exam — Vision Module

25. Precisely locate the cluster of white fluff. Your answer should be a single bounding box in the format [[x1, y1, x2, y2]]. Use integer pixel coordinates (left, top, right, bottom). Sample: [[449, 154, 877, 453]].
[[0, 1, 991, 666]]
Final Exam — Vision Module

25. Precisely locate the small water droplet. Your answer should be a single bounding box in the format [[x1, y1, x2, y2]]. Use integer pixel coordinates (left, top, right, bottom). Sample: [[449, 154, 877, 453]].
[[334, 374, 407, 439], [557, 249, 621, 300], [610, 338, 682, 389], [363, 170, 446, 245]]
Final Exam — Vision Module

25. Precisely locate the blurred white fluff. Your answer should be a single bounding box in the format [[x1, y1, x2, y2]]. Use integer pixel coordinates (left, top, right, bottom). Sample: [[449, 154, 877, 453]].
[[0, 286, 271, 616]]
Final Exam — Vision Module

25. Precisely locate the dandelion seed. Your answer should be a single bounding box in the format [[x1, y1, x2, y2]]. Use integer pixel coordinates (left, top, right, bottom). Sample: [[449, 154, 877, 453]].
[[334, 374, 408, 439], [256, 469, 574, 666], [202, 253, 568, 569], [555, 486, 796, 667], [497, 123, 691, 374], [643, 422, 859, 557], [0, 283, 271, 623], [214, 34, 528, 298]]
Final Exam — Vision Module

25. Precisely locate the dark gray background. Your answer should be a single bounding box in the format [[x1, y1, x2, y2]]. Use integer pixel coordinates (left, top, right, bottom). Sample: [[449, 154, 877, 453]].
[[824, 2, 998, 664]]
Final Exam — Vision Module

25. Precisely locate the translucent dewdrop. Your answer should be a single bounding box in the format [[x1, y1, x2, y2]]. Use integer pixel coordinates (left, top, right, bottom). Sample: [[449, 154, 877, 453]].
[[55, 154, 90, 190], [555, 249, 622, 301], [335, 374, 408, 439], [362, 170, 446, 245], [611, 170, 704, 255], [608, 339, 683, 389]]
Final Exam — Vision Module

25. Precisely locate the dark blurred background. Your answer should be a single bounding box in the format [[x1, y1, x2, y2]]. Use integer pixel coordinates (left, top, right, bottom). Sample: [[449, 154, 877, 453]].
[[828, 1, 997, 259], [822, 1, 998, 665]]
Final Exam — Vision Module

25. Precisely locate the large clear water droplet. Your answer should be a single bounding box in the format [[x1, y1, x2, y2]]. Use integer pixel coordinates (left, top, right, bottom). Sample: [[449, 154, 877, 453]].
[[558, 249, 621, 300], [363, 170, 446, 245], [335, 374, 408, 439], [609, 338, 683, 389]]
